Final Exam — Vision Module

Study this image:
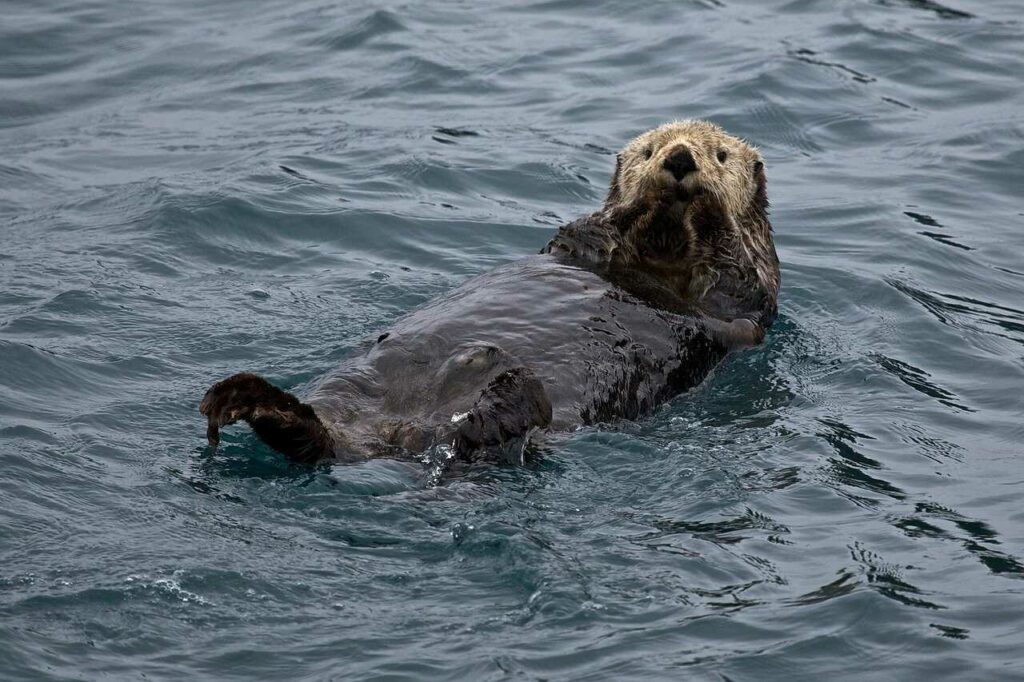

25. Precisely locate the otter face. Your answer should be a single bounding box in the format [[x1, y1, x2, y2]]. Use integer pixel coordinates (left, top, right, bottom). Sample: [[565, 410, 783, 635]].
[[609, 120, 765, 221]]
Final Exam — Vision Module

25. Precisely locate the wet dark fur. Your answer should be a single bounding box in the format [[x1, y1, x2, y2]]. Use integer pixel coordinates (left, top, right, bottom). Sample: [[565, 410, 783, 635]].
[[200, 138, 779, 464]]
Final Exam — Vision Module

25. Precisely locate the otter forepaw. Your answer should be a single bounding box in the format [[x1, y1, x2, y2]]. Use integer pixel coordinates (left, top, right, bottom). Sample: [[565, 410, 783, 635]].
[[452, 367, 552, 460]]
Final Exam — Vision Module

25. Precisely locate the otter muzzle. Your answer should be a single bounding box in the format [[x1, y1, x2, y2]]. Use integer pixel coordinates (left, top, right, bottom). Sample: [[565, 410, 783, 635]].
[[663, 146, 698, 180]]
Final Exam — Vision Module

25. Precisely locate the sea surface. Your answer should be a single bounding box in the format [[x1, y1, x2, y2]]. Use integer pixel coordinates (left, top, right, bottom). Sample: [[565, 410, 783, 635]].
[[2, 0, 1023, 679]]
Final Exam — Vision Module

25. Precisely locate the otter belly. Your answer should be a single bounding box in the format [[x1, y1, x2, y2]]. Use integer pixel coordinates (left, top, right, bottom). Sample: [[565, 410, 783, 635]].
[[306, 254, 730, 457]]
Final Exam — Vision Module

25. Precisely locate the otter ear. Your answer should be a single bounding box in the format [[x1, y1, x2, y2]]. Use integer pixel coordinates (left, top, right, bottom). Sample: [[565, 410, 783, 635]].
[[752, 159, 768, 213], [604, 153, 623, 207]]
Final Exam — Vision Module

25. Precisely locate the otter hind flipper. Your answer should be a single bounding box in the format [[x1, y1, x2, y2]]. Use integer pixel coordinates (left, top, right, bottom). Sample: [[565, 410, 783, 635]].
[[199, 373, 334, 463], [453, 367, 552, 461]]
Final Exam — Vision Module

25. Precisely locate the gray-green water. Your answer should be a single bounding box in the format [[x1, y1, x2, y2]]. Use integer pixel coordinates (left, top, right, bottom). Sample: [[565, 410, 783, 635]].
[[2, 0, 1023, 679]]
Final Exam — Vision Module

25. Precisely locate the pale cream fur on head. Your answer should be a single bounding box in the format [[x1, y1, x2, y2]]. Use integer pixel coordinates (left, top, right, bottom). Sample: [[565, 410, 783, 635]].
[[611, 119, 764, 221]]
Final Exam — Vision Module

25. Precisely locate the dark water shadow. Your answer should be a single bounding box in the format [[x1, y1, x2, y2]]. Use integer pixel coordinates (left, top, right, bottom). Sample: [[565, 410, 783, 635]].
[[817, 416, 907, 508], [888, 277, 1024, 347], [893, 502, 1024, 579], [625, 507, 791, 548], [876, 0, 975, 20], [905, 211, 974, 251], [850, 542, 946, 610], [788, 47, 875, 84], [871, 353, 974, 412]]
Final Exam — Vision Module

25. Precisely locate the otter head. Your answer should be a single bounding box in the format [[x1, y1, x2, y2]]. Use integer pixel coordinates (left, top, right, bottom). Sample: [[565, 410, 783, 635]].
[[607, 119, 765, 221], [603, 120, 774, 299]]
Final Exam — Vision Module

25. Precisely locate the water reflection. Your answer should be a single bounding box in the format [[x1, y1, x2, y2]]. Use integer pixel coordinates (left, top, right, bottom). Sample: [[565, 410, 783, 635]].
[[889, 278, 1024, 347], [879, 0, 974, 20], [818, 416, 907, 506], [851, 542, 946, 610], [872, 354, 974, 412]]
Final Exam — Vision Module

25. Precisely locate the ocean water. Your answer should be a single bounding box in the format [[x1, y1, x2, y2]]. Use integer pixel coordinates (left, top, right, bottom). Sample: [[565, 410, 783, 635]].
[[2, 0, 1023, 679]]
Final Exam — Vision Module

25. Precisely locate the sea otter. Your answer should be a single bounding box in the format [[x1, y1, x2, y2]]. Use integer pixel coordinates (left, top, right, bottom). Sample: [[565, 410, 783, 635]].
[[200, 120, 779, 463]]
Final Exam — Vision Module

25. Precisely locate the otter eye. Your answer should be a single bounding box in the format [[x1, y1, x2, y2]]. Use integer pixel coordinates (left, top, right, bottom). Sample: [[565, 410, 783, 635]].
[[717, 149, 728, 163], [643, 147, 653, 160]]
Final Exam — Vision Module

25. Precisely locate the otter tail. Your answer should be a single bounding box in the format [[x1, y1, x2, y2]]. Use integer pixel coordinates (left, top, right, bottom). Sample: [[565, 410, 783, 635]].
[[199, 373, 334, 463]]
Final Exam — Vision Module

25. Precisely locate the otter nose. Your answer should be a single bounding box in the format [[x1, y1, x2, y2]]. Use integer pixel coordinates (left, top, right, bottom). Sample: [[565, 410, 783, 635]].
[[663, 147, 698, 180]]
